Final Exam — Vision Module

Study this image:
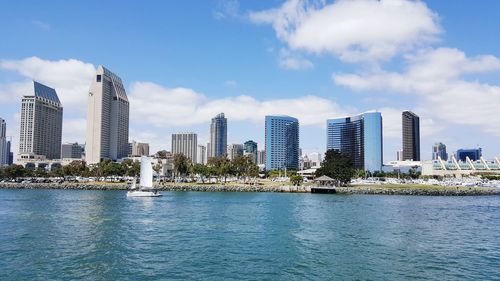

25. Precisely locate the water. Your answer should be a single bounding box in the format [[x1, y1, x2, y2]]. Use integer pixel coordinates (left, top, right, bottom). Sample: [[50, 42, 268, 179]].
[[0, 190, 499, 280]]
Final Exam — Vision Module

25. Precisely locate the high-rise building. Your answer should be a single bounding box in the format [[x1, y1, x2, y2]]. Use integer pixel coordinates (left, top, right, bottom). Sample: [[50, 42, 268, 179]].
[[456, 148, 482, 162], [402, 110, 420, 161], [396, 150, 404, 161], [257, 150, 265, 165], [209, 113, 227, 158], [86, 66, 129, 164], [432, 142, 448, 161], [6, 140, 13, 165], [327, 111, 383, 172], [243, 140, 258, 163], [309, 152, 322, 167], [197, 145, 206, 164], [227, 144, 244, 160], [265, 115, 299, 171], [61, 143, 84, 159], [0, 118, 7, 166], [19, 81, 63, 160], [130, 141, 150, 157], [171, 133, 197, 163]]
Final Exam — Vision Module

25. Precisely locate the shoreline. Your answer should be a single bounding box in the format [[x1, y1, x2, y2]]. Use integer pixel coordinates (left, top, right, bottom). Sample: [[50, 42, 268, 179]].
[[0, 182, 498, 196]]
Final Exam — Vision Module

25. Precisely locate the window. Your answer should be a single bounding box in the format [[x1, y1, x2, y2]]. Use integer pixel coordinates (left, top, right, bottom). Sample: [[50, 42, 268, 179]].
[[96, 75, 102, 82]]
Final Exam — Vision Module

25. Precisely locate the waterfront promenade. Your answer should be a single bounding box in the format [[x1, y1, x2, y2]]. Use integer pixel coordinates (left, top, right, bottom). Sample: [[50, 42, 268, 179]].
[[1, 182, 498, 196]]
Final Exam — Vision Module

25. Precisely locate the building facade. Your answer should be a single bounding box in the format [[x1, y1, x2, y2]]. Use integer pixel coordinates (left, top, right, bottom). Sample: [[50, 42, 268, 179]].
[[402, 110, 420, 161], [327, 112, 383, 172], [197, 145, 206, 164], [209, 113, 227, 158], [243, 140, 258, 163], [61, 143, 84, 159], [19, 81, 63, 160], [130, 141, 149, 157], [456, 148, 482, 162], [265, 115, 299, 171], [0, 118, 6, 166], [432, 142, 448, 161], [171, 133, 198, 163], [227, 144, 244, 160], [257, 150, 265, 165], [86, 66, 129, 164]]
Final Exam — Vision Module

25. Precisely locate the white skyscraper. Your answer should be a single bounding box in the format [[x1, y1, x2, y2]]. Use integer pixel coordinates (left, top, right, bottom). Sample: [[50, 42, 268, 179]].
[[171, 133, 198, 163], [86, 66, 129, 164], [18, 81, 63, 160], [197, 145, 206, 164], [0, 118, 7, 166]]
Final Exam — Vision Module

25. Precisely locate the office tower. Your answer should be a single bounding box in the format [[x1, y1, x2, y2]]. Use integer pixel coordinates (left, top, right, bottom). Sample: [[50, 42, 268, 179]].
[[6, 140, 13, 165], [0, 118, 6, 166], [86, 66, 129, 164], [171, 133, 197, 163], [209, 113, 227, 158], [257, 150, 266, 165], [327, 111, 383, 172], [131, 141, 150, 157], [206, 142, 212, 160], [309, 152, 322, 167], [396, 150, 404, 161], [197, 145, 206, 164], [402, 110, 420, 161], [265, 115, 299, 171], [456, 148, 482, 162], [227, 144, 244, 160], [19, 81, 63, 160], [432, 142, 448, 161], [128, 143, 133, 156], [243, 140, 258, 163], [61, 143, 84, 159]]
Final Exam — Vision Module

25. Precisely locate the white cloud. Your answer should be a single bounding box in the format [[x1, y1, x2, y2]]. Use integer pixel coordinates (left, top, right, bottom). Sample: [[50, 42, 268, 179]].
[[279, 48, 313, 70], [333, 47, 500, 136], [213, 0, 240, 20], [250, 0, 440, 62], [129, 81, 348, 128], [0, 56, 96, 112]]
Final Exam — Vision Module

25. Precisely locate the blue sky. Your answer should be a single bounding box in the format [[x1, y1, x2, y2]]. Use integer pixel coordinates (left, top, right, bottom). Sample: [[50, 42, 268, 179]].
[[1, 0, 500, 161]]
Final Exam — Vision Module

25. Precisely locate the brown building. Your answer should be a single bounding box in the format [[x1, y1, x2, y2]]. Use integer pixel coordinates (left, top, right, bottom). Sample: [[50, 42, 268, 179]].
[[402, 110, 420, 161]]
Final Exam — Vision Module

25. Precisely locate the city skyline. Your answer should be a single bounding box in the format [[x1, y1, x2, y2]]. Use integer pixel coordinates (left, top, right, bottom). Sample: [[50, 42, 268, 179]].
[[1, 1, 500, 160]]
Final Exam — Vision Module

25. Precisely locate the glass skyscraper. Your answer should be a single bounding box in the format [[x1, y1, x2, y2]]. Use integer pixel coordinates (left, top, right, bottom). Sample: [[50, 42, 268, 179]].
[[326, 112, 383, 172], [209, 113, 227, 158], [265, 115, 299, 171], [432, 142, 448, 161], [402, 110, 420, 161]]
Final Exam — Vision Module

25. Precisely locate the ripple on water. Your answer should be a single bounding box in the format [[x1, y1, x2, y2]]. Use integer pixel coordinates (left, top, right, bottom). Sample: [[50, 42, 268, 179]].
[[0, 190, 499, 280]]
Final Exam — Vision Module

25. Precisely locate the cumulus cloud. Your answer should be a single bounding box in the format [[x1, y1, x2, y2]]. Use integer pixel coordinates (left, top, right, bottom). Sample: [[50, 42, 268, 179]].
[[129, 81, 348, 127], [279, 48, 313, 70], [0, 56, 96, 111], [333, 47, 500, 136], [250, 0, 440, 62]]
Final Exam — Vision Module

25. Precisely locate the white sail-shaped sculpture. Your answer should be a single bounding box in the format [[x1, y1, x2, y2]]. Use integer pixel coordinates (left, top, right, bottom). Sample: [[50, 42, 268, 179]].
[[127, 156, 161, 197], [140, 156, 153, 189]]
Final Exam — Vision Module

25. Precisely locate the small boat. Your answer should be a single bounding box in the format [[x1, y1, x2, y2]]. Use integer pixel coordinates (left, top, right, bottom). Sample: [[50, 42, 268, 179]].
[[127, 156, 162, 197]]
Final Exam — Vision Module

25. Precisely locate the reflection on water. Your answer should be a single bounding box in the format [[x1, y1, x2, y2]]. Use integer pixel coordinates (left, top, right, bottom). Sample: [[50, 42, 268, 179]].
[[0, 190, 499, 280]]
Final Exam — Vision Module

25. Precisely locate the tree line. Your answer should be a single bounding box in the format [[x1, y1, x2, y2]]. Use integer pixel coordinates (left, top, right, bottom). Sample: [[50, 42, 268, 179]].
[[173, 154, 259, 184]]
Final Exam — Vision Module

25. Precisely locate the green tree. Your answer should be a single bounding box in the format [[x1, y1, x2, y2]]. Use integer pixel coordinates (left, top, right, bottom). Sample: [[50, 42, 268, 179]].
[[4, 164, 27, 178], [207, 156, 231, 183], [290, 174, 303, 186], [173, 153, 191, 179], [315, 149, 355, 187]]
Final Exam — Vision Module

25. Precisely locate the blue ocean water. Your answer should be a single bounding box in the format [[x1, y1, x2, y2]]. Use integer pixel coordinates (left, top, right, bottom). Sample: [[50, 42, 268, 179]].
[[0, 189, 499, 280]]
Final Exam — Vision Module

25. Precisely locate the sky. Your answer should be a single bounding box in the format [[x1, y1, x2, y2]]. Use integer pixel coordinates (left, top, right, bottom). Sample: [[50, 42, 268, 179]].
[[1, 0, 500, 161]]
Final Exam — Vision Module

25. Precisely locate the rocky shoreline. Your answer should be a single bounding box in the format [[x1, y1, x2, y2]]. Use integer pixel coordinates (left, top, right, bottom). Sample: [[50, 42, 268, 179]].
[[0, 182, 499, 196]]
